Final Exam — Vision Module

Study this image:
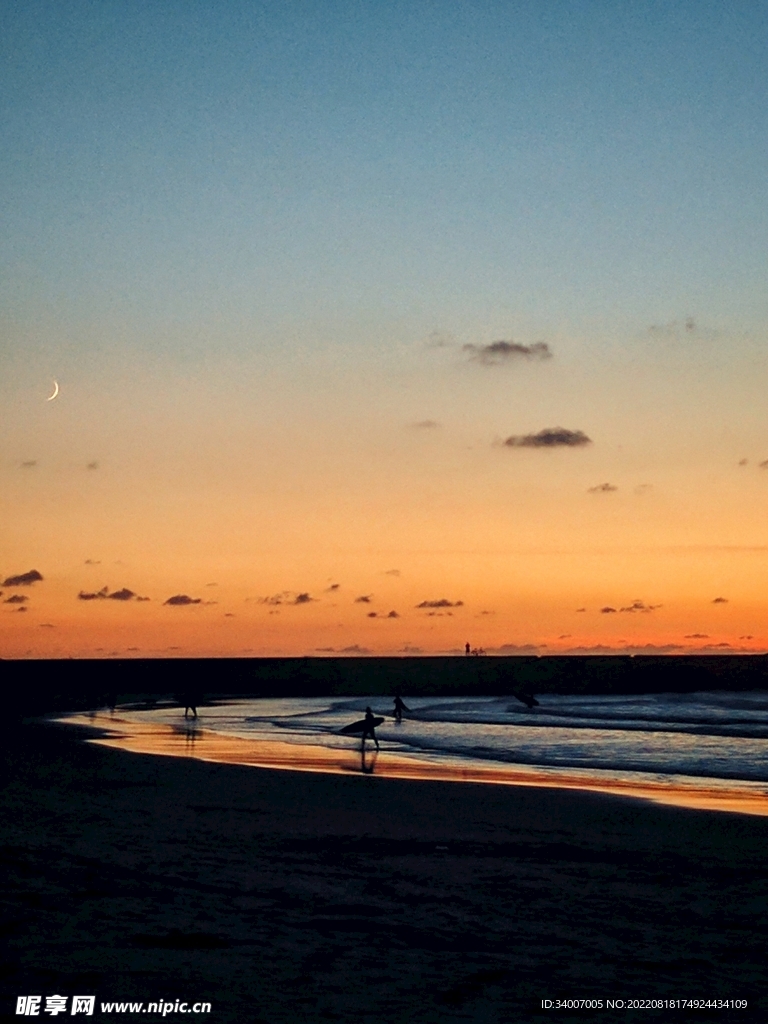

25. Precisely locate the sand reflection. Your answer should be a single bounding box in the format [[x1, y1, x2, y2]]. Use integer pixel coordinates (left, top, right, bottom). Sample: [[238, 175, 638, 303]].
[[60, 712, 768, 817]]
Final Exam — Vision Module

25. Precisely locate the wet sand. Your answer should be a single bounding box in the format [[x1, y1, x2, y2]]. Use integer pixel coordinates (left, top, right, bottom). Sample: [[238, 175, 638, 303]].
[[3, 718, 768, 1023], [64, 711, 768, 818]]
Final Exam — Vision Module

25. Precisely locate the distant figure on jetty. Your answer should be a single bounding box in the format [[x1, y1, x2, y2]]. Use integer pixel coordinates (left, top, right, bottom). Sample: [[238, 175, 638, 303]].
[[362, 707, 380, 751], [465, 641, 471, 656], [393, 695, 410, 724]]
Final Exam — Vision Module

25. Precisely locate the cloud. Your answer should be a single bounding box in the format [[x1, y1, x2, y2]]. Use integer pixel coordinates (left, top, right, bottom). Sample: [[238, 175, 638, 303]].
[[503, 427, 591, 448], [565, 643, 683, 654], [426, 330, 454, 348], [464, 340, 552, 364], [16, 606, 27, 612], [315, 646, 336, 652], [411, 420, 440, 429], [20, 460, 37, 468], [84, 559, 101, 565], [619, 600, 662, 613], [87, 461, 99, 470], [685, 633, 709, 639], [416, 599, 464, 608], [2, 570, 43, 586], [759, 460, 768, 469], [78, 586, 142, 602], [260, 591, 314, 606], [600, 606, 617, 614], [634, 484, 653, 495], [40, 623, 55, 628], [740, 634, 754, 640], [325, 583, 340, 591], [576, 607, 586, 612], [648, 317, 697, 337], [206, 582, 217, 587], [386, 610, 399, 618], [384, 569, 401, 577], [488, 643, 541, 654], [738, 459, 748, 466], [712, 596, 729, 604], [354, 594, 372, 603], [4, 594, 28, 604], [367, 611, 377, 618], [224, 612, 234, 617], [164, 594, 202, 606], [588, 483, 617, 493], [340, 644, 371, 654], [399, 644, 423, 654]]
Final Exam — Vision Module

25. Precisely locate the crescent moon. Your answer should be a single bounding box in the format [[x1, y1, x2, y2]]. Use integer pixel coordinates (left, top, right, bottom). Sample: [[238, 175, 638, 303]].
[[47, 380, 59, 401]]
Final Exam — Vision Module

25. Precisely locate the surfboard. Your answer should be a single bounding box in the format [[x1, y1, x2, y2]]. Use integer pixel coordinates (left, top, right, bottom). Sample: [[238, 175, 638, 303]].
[[340, 716, 384, 735]]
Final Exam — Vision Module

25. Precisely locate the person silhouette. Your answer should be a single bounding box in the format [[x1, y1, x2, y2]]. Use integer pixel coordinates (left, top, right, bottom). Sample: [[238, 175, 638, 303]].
[[361, 706, 380, 751], [465, 641, 471, 656], [393, 695, 409, 724]]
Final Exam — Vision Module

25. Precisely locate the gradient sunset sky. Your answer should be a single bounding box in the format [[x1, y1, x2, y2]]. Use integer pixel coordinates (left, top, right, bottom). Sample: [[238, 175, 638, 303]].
[[2, 1, 767, 658]]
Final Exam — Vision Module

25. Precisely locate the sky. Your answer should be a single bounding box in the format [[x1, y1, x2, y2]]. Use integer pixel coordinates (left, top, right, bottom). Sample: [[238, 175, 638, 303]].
[[2, 0, 768, 658]]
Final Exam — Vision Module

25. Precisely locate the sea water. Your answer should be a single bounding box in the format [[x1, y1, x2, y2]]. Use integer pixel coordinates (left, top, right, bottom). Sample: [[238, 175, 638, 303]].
[[114, 691, 768, 795]]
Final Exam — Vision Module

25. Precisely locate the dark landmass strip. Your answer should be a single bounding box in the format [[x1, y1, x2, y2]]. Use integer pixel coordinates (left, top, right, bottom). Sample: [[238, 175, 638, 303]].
[[2, 655, 767, 717]]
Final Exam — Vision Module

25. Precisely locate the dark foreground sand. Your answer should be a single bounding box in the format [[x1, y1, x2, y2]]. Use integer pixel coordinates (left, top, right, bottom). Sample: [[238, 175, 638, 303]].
[[2, 721, 768, 1024]]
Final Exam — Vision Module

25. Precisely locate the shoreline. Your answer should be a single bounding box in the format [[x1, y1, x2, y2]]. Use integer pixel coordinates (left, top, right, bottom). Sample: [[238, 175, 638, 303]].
[[60, 711, 768, 817]]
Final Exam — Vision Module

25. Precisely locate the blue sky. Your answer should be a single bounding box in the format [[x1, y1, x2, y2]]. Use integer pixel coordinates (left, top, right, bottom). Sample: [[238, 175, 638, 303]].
[[2, 1, 768, 656]]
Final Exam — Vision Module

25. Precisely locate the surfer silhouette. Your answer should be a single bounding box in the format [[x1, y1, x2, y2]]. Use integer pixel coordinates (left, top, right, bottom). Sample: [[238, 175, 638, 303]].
[[362, 707, 380, 751], [393, 695, 410, 724]]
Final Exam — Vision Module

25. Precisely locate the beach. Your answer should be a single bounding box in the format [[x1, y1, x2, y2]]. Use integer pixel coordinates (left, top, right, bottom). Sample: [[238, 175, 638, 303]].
[[3, 719, 768, 1023]]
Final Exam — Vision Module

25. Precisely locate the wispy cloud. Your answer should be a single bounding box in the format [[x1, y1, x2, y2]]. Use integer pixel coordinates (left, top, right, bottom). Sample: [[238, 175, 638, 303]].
[[410, 420, 440, 429], [464, 340, 552, 364], [685, 633, 709, 639], [2, 570, 43, 586], [260, 591, 315, 606], [712, 596, 729, 604], [488, 643, 541, 654], [619, 600, 662, 613], [86, 461, 99, 470], [503, 427, 591, 448], [565, 643, 683, 654], [399, 644, 422, 654], [340, 644, 371, 654], [600, 606, 617, 614], [384, 569, 401, 577], [588, 483, 617, 493], [164, 594, 202, 606], [354, 594, 372, 603], [20, 460, 37, 469], [84, 559, 101, 565], [325, 583, 340, 592], [4, 594, 28, 604], [759, 460, 768, 470], [416, 599, 464, 608]]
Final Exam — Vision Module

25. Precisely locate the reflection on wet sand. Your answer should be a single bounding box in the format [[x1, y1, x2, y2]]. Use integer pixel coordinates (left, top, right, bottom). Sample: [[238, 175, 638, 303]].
[[60, 712, 768, 817]]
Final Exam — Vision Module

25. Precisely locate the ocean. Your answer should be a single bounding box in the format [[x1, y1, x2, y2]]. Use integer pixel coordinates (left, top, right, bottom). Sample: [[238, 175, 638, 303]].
[[106, 691, 768, 804]]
